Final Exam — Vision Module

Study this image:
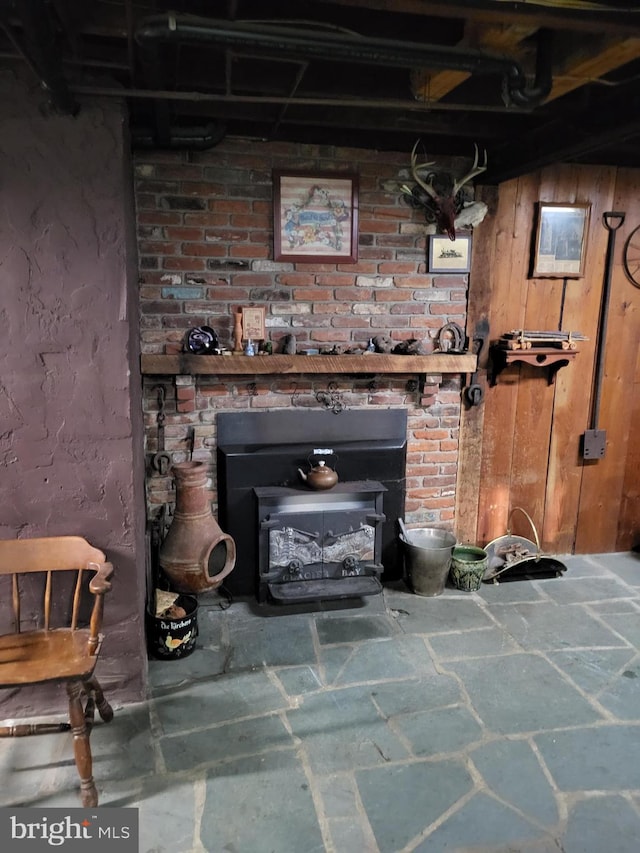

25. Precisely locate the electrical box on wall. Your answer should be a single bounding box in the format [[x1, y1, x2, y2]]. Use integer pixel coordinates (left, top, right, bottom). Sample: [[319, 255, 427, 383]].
[[581, 429, 607, 460]]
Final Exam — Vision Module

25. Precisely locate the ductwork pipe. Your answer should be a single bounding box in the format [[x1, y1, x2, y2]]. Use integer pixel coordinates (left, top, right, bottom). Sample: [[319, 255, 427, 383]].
[[131, 121, 227, 150], [3, 0, 78, 115], [135, 14, 551, 109]]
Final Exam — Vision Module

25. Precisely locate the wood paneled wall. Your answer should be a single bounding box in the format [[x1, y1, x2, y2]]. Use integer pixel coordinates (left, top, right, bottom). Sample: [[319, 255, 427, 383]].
[[457, 164, 640, 555]]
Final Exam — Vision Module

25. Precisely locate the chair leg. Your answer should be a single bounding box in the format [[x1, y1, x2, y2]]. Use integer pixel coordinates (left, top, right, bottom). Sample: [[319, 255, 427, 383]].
[[67, 680, 98, 808], [84, 676, 114, 724]]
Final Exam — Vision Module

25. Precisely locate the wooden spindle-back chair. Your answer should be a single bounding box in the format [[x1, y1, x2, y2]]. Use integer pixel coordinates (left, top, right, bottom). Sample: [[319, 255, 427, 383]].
[[0, 536, 114, 807]]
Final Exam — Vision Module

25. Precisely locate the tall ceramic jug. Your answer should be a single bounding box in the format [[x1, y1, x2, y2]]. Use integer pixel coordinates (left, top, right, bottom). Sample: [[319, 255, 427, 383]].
[[159, 461, 236, 593]]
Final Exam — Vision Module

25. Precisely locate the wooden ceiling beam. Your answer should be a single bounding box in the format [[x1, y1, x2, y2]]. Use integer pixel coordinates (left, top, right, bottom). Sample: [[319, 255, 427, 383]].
[[311, 0, 640, 36], [546, 36, 640, 102], [411, 21, 536, 101]]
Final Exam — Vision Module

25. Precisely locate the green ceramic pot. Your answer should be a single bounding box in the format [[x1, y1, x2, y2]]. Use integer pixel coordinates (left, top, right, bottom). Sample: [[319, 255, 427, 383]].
[[449, 546, 488, 592]]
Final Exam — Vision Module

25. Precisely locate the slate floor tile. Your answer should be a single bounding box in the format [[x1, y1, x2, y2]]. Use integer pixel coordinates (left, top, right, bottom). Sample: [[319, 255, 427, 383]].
[[148, 647, 229, 689], [535, 724, 640, 790], [355, 759, 473, 853], [370, 674, 462, 717], [428, 626, 521, 660], [388, 595, 495, 634], [0, 731, 72, 806], [317, 773, 361, 818], [333, 637, 421, 684], [589, 598, 640, 615], [315, 614, 397, 644], [596, 552, 640, 586], [536, 575, 638, 604], [470, 739, 559, 825], [226, 614, 317, 668], [392, 705, 483, 757], [22, 707, 155, 808], [287, 685, 409, 773], [87, 703, 157, 780], [413, 791, 545, 853], [328, 817, 376, 852], [274, 664, 324, 697], [561, 795, 640, 853], [391, 633, 440, 676], [595, 612, 640, 648], [547, 647, 637, 695], [191, 604, 226, 645], [152, 670, 288, 734], [447, 654, 603, 733], [597, 664, 640, 719], [318, 644, 357, 685], [556, 555, 613, 577], [485, 601, 626, 650], [137, 778, 198, 853], [161, 713, 293, 772], [475, 580, 547, 603], [200, 750, 325, 853]]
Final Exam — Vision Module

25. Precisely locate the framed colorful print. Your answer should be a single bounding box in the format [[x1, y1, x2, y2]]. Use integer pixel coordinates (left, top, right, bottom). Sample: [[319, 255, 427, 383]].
[[428, 234, 472, 273], [532, 202, 590, 278], [273, 171, 359, 263]]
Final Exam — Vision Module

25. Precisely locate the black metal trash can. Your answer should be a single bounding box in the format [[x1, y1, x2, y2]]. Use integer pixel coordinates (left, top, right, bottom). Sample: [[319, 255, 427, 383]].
[[146, 594, 198, 660]]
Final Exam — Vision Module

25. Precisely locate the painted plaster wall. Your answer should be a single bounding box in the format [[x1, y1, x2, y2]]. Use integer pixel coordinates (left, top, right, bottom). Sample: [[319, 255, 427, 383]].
[[0, 69, 147, 715]]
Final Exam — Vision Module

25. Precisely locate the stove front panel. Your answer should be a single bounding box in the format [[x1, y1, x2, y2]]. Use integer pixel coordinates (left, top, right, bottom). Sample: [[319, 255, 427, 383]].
[[256, 482, 386, 603]]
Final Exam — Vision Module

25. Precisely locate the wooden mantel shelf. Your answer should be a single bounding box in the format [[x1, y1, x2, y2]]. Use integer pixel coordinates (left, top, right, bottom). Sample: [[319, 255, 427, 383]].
[[141, 353, 477, 376]]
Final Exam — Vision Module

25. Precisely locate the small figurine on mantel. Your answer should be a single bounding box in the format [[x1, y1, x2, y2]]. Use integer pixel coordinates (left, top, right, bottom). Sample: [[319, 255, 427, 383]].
[[372, 334, 393, 354], [233, 310, 243, 353], [281, 334, 297, 355], [392, 338, 429, 356]]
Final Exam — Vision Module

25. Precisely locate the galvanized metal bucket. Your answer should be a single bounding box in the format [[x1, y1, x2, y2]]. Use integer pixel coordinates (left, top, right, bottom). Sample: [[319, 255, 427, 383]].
[[400, 527, 456, 596]]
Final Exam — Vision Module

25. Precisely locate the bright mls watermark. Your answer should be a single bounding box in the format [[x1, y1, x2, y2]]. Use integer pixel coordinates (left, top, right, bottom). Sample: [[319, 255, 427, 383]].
[[0, 808, 138, 851]]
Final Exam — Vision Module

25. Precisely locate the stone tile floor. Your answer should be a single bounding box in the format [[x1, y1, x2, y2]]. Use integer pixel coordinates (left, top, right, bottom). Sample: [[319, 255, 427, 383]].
[[1, 551, 640, 852]]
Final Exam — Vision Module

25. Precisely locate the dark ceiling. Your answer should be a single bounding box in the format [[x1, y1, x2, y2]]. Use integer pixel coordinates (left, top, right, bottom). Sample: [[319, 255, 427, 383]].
[[3, 0, 640, 182]]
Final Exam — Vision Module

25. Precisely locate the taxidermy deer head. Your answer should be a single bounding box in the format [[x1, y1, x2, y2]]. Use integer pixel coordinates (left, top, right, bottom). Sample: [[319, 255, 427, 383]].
[[401, 141, 487, 240]]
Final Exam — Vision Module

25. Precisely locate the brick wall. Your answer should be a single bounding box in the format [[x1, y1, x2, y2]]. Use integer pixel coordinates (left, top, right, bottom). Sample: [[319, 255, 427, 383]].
[[134, 138, 469, 531]]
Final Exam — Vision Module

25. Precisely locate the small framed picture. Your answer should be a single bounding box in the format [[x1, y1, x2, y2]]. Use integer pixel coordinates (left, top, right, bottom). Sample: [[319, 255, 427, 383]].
[[273, 171, 359, 263], [531, 202, 591, 278], [428, 234, 472, 273], [241, 306, 265, 341]]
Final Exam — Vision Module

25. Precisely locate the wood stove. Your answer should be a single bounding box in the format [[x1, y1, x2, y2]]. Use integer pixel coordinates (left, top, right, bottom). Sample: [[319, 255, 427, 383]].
[[217, 409, 407, 600]]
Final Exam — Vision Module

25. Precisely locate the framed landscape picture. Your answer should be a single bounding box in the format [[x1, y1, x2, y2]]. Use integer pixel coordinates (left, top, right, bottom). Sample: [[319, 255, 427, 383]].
[[532, 202, 590, 278], [428, 234, 472, 273], [273, 171, 359, 263]]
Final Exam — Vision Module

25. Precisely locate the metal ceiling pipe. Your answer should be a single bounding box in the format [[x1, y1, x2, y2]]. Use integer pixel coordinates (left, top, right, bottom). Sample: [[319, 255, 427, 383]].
[[2, 0, 78, 115], [135, 13, 550, 108], [507, 28, 553, 108], [131, 121, 227, 150]]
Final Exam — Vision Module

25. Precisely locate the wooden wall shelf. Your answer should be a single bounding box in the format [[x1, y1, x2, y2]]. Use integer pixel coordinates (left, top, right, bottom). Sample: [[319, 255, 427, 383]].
[[490, 347, 579, 386], [141, 353, 477, 376]]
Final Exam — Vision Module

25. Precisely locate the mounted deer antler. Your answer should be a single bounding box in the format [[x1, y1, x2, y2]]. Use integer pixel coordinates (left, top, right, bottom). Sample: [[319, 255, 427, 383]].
[[401, 141, 488, 241], [408, 140, 437, 200], [453, 144, 488, 196]]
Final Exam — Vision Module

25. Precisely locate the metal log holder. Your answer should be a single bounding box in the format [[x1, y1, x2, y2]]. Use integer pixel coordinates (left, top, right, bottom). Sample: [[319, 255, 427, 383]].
[[483, 507, 567, 584]]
